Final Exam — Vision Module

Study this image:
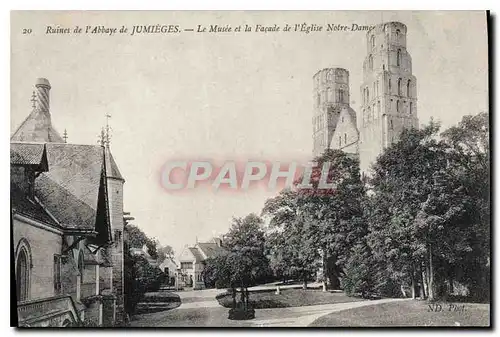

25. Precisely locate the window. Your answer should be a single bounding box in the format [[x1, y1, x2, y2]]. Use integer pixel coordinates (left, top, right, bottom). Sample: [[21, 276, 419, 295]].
[[407, 80, 411, 97], [370, 35, 375, 48], [390, 120, 394, 130], [344, 133, 347, 144], [388, 78, 392, 93], [373, 82, 376, 97], [409, 102, 413, 114], [398, 78, 402, 96], [397, 49, 402, 66], [16, 242, 31, 302], [366, 88, 370, 103], [181, 262, 193, 270], [396, 29, 400, 40], [396, 100, 401, 112], [339, 89, 345, 103], [368, 55, 373, 71], [54, 255, 62, 294], [338, 136, 341, 147]]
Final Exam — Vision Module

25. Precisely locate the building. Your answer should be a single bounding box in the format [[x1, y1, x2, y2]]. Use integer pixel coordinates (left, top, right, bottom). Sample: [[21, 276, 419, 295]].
[[177, 238, 224, 290], [312, 21, 419, 174], [130, 244, 159, 267], [11, 78, 126, 327], [158, 257, 178, 285]]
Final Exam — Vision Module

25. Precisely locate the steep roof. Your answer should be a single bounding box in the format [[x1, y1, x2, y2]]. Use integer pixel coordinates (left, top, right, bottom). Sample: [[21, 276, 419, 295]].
[[104, 147, 124, 181], [10, 142, 48, 170], [188, 247, 205, 262], [196, 242, 225, 259], [11, 108, 64, 143], [35, 144, 106, 231], [10, 183, 59, 227]]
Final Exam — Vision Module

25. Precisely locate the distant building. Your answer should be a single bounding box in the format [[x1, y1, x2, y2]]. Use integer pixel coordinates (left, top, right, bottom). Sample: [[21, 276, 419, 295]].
[[177, 238, 225, 290], [158, 257, 178, 285], [312, 21, 419, 176], [129, 244, 159, 267], [11, 78, 126, 327]]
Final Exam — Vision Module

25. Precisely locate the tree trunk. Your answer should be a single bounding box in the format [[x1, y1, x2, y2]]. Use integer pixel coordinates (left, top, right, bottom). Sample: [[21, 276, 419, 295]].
[[232, 287, 236, 309], [448, 272, 454, 295], [428, 243, 435, 301], [322, 249, 328, 291], [419, 263, 427, 299], [411, 264, 416, 299]]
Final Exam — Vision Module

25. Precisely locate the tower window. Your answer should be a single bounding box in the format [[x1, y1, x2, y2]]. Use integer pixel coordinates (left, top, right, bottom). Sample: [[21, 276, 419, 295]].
[[397, 49, 402, 66], [398, 78, 402, 96], [370, 35, 375, 48], [409, 102, 413, 114], [368, 55, 373, 71], [396, 100, 401, 112], [373, 82, 376, 97], [407, 79, 411, 97], [388, 78, 392, 93], [344, 133, 347, 144], [366, 88, 370, 103], [339, 89, 345, 103], [396, 29, 400, 40], [390, 120, 394, 130], [377, 100, 381, 115], [338, 136, 341, 147]]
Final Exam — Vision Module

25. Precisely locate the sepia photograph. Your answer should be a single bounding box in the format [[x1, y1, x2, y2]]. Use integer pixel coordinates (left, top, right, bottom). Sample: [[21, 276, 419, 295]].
[[10, 10, 490, 328]]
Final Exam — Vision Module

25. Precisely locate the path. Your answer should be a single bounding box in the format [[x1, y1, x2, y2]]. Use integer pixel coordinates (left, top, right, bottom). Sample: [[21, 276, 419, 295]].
[[129, 287, 409, 327]]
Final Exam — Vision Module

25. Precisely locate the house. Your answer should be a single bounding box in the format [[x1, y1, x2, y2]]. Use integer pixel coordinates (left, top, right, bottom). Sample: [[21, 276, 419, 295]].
[[158, 257, 178, 285], [177, 238, 225, 290], [11, 78, 126, 327], [129, 244, 159, 267]]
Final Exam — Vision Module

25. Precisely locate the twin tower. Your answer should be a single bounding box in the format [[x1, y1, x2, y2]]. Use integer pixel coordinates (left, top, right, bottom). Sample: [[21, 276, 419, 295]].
[[312, 21, 419, 174]]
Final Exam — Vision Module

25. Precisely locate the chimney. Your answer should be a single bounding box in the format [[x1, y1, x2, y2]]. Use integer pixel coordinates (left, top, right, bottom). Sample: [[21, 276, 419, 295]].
[[35, 78, 51, 114]]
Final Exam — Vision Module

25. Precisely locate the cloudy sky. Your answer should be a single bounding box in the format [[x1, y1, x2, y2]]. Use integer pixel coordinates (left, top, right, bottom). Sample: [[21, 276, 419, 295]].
[[11, 11, 488, 255]]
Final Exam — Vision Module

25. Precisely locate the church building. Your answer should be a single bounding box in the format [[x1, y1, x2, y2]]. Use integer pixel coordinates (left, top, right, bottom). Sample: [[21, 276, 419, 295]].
[[312, 21, 419, 174], [11, 78, 126, 327]]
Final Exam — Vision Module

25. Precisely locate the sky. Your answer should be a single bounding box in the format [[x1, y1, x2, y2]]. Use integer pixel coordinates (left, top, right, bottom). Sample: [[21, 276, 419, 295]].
[[11, 11, 488, 256]]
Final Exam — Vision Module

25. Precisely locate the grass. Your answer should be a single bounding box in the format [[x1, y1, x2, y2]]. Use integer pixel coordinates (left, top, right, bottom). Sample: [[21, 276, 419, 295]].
[[309, 300, 490, 327], [216, 288, 364, 309]]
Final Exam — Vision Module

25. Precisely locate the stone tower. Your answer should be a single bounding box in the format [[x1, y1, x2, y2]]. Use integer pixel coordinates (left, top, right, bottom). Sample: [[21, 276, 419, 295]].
[[104, 146, 125, 322], [312, 68, 351, 157], [358, 22, 419, 174]]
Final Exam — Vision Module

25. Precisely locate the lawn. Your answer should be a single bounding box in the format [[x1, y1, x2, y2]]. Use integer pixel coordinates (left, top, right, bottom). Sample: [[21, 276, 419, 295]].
[[216, 288, 364, 309], [309, 300, 490, 327]]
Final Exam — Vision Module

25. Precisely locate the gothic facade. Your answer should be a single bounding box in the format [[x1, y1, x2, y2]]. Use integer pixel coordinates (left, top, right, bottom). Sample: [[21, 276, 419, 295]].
[[312, 21, 419, 174]]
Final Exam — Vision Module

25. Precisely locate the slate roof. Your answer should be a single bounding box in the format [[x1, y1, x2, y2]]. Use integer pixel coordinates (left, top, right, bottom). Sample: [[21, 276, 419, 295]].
[[104, 147, 124, 181], [11, 183, 59, 226], [196, 242, 225, 259], [35, 144, 105, 231], [10, 142, 48, 169], [188, 247, 205, 262], [11, 108, 64, 143]]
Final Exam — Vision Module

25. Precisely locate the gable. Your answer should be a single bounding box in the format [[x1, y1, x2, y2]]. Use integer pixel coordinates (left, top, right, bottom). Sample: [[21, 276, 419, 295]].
[[330, 107, 359, 151]]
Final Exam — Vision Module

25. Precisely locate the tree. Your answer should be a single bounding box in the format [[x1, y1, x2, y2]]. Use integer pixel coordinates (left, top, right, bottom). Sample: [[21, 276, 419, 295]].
[[208, 214, 269, 317]]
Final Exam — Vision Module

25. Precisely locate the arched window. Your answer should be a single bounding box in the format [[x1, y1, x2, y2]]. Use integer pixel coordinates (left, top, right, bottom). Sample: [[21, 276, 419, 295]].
[[390, 120, 394, 130], [368, 55, 373, 71], [338, 136, 341, 147], [344, 133, 347, 144], [397, 100, 401, 112], [396, 29, 400, 40], [366, 88, 370, 103], [409, 102, 413, 114], [339, 89, 345, 103], [407, 79, 411, 97], [370, 35, 375, 48], [398, 78, 402, 96], [16, 240, 32, 302], [397, 49, 402, 66]]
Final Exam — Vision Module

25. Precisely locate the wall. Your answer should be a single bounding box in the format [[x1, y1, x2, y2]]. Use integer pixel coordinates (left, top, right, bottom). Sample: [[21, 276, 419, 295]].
[[13, 216, 63, 301]]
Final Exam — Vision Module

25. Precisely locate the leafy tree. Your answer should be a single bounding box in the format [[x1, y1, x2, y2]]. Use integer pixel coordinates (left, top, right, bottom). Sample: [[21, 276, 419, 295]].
[[342, 240, 374, 298]]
